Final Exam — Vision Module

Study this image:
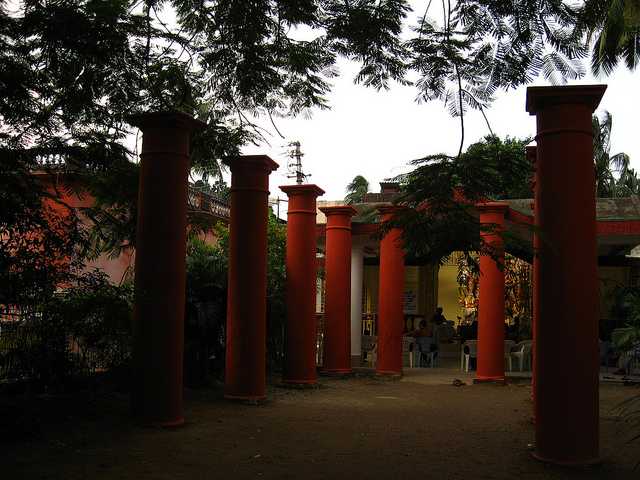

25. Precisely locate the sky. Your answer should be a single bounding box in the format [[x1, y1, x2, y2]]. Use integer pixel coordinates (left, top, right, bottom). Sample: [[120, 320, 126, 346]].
[[244, 60, 638, 209], [236, 1, 640, 212]]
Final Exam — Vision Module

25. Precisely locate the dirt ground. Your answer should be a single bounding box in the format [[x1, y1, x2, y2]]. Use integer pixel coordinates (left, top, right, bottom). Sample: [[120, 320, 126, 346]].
[[3, 369, 640, 480]]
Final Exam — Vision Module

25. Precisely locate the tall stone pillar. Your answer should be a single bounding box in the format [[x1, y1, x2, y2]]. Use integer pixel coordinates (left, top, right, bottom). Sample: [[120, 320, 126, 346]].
[[224, 155, 279, 401], [280, 184, 325, 384], [350, 239, 365, 366], [475, 202, 508, 383], [526, 85, 606, 465], [526, 145, 539, 413], [320, 206, 357, 374], [129, 111, 205, 426], [376, 206, 405, 376]]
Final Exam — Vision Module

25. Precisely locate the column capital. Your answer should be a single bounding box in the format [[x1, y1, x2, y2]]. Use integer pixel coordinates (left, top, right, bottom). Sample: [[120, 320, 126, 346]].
[[526, 85, 606, 115], [224, 155, 279, 174], [320, 205, 357, 217], [280, 184, 325, 198], [128, 110, 207, 132]]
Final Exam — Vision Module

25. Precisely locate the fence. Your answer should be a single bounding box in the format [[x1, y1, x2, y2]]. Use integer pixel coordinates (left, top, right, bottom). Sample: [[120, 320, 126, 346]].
[[0, 309, 130, 385]]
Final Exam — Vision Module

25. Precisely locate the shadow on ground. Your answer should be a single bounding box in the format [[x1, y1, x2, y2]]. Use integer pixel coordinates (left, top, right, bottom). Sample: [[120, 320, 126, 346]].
[[2, 370, 639, 480]]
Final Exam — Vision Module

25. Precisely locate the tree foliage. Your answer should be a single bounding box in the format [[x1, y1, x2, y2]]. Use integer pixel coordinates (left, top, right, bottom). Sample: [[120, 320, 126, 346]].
[[393, 135, 532, 265], [0, 0, 413, 297], [1, 1, 411, 169], [593, 111, 637, 198], [345, 175, 371, 204], [183, 209, 287, 382], [576, 0, 640, 75], [0, 160, 86, 306], [406, 1, 587, 153]]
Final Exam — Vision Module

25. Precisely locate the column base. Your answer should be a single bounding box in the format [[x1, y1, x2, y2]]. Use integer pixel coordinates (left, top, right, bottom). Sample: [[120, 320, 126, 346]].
[[473, 376, 506, 385], [375, 370, 403, 379], [531, 451, 602, 468]]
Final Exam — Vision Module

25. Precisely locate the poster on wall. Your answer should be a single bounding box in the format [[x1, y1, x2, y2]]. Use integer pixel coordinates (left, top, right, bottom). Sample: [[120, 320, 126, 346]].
[[403, 289, 418, 314]]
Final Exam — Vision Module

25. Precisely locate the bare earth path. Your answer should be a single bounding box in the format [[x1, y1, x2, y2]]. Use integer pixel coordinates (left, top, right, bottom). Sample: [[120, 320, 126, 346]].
[[3, 369, 639, 479]]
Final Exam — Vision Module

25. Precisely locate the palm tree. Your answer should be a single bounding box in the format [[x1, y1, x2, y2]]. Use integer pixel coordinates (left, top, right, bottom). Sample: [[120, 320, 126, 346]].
[[593, 111, 634, 197], [345, 175, 370, 204], [617, 167, 640, 196], [579, 0, 640, 75]]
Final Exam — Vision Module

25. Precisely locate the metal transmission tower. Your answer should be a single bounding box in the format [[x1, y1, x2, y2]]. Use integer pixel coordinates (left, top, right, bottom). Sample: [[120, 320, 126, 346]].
[[286, 141, 310, 184]]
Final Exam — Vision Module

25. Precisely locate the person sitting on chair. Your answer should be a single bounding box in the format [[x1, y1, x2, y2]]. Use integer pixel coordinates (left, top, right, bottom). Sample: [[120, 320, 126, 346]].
[[411, 319, 431, 337]]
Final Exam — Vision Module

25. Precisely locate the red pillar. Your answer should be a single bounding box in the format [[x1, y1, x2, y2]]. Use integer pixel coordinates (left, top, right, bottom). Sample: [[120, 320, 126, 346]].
[[475, 202, 508, 383], [376, 206, 405, 376], [526, 145, 539, 415], [526, 85, 606, 465], [281, 184, 325, 384], [129, 112, 204, 426], [224, 155, 279, 401], [320, 206, 357, 374]]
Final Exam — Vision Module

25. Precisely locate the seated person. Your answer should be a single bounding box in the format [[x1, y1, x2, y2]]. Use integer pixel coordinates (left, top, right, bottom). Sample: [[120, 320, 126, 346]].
[[460, 314, 478, 342], [411, 319, 432, 338]]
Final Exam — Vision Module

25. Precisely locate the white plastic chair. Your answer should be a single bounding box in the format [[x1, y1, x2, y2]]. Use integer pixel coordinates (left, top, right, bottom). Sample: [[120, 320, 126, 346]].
[[362, 335, 377, 367], [461, 340, 477, 372], [403, 336, 415, 368], [508, 340, 532, 371]]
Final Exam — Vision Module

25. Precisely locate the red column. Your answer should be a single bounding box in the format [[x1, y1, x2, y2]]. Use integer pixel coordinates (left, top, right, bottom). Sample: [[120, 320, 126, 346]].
[[475, 202, 508, 383], [376, 206, 405, 376], [526, 145, 539, 416], [281, 184, 325, 384], [320, 206, 357, 374], [129, 112, 204, 426], [526, 85, 606, 465], [224, 155, 279, 401]]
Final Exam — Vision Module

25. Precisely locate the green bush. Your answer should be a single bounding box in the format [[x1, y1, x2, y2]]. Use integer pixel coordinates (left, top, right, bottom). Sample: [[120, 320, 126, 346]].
[[183, 210, 287, 385], [184, 233, 228, 386]]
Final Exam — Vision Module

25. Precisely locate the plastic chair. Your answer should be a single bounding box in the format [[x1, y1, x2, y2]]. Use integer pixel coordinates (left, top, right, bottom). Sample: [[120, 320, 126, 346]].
[[503, 340, 515, 369], [415, 337, 436, 367], [508, 340, 532, 371], [404, 337, 416, 368], [365, 345, 377, 367], [362, 335, 377, 367], [461, 340, 477, 372]]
